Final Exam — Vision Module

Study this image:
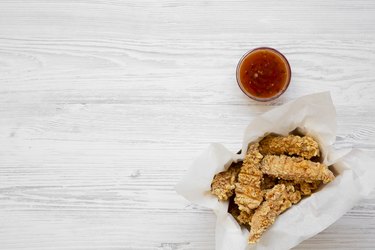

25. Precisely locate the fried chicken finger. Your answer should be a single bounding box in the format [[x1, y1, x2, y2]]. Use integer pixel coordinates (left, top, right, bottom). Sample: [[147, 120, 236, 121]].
[[249, 184, 301, 243], [234, 143, 264, 213], [259, 134, 320, 159], [261, 155, 334, 184], [211, 162, 241, 200]]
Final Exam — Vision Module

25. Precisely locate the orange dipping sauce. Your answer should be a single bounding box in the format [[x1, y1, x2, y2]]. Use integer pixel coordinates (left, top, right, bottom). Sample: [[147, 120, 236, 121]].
[[236, 48, 291, 101]]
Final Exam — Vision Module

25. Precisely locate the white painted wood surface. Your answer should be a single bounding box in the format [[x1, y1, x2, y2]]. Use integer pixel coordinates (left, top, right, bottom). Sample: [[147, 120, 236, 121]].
[[1, 1, 375, 249]]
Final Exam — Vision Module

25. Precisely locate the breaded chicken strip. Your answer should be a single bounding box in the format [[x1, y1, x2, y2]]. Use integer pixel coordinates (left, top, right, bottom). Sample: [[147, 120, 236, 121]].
[[279, 179, 322, 196], [259, 135, 320, 159], [249, 184, 301, 243], [234, 143, 264, 213], [211, 162, 241, 200], [261, 155, 334, 184]]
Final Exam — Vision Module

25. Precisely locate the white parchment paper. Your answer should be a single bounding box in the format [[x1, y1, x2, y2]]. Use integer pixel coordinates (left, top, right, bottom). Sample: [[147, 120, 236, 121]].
[[175, 92, 375, 250]]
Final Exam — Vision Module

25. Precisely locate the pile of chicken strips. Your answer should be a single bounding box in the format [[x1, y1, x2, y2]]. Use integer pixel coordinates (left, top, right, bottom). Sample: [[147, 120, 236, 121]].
[[210, 134, 335, 244]]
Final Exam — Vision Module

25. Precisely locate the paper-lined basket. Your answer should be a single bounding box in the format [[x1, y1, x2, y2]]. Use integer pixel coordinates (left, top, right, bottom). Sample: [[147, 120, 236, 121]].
[[176, 92, 375, 250]]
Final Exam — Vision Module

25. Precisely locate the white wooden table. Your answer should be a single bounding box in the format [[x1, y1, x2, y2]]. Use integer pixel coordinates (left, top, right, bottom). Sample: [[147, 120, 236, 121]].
[[1, 1, 375, 249]]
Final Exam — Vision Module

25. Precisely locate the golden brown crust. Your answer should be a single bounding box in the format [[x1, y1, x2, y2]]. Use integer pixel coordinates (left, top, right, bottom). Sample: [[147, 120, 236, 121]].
[[261, 174, 278, 190], [211, 163, 241, 200], [259, 135, 320, 159], [234, 143, 264, 213], [209, 133, 334, 244], [234, 183, 263, 213], [249, 184, 302, 243], [237, 210, 254, 225], [298, 181, 321, 195], [261, 155, 334, 184], [279, 179, 322, 196]]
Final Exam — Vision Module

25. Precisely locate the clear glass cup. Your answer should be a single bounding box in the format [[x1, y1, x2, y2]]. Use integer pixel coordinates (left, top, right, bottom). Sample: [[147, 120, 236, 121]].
[[236, 47, 292, 102]]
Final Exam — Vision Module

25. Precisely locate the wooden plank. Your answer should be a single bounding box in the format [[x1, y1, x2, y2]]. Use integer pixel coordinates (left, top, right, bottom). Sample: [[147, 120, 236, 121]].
[[1, 0, 375, 249]]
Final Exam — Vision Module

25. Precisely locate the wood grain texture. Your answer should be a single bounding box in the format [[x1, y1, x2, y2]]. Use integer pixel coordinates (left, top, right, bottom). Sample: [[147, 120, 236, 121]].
[[1, 1, 375, 249]]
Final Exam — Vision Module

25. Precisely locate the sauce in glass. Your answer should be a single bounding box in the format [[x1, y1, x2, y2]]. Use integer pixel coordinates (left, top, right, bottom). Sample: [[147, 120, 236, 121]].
[[236, 48, 291, 101]]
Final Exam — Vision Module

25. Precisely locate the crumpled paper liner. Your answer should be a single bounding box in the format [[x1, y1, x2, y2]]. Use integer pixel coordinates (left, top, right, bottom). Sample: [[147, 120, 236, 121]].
[[176, 92, 375, 250]]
